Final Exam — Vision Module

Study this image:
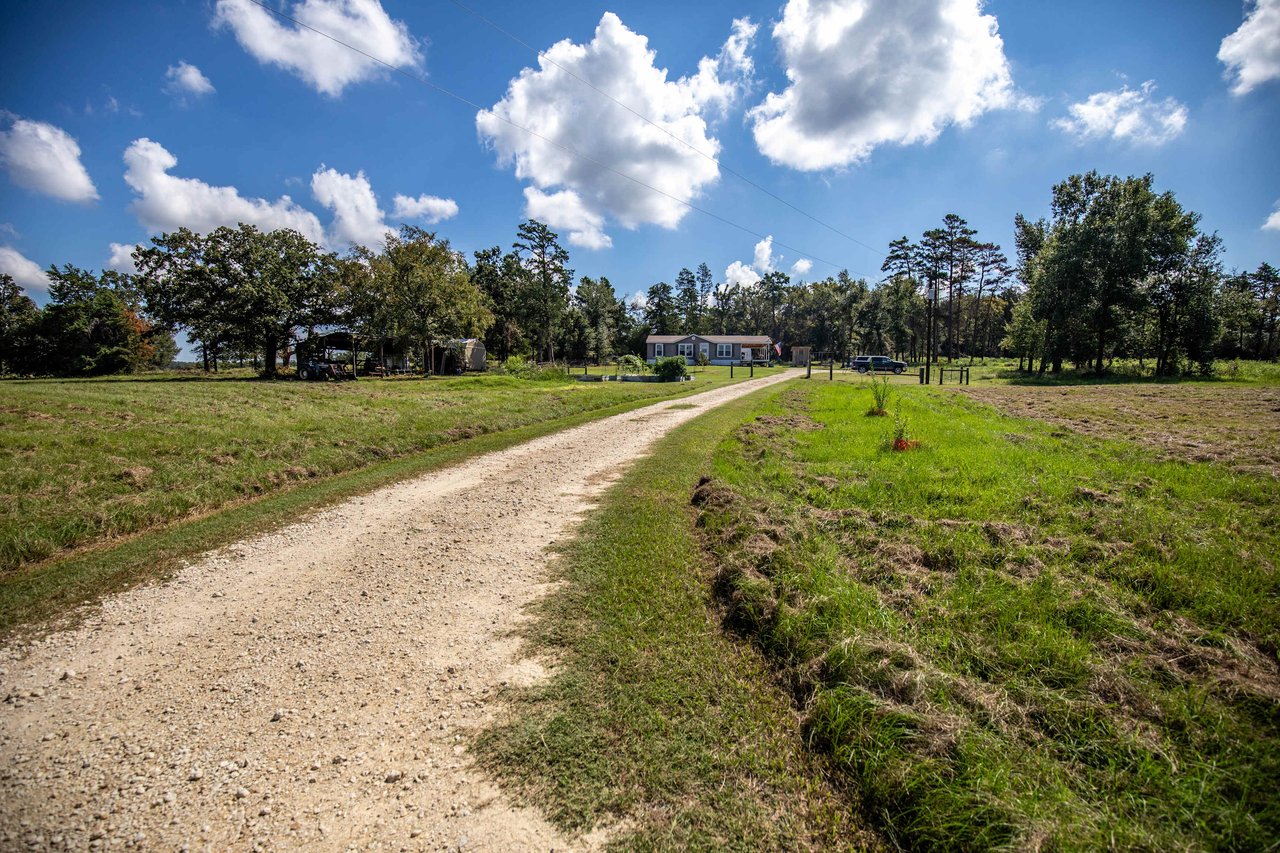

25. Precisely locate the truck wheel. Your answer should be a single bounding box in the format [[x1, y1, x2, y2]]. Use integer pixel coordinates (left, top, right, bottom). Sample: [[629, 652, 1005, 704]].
[[894, 366, 904, 375]]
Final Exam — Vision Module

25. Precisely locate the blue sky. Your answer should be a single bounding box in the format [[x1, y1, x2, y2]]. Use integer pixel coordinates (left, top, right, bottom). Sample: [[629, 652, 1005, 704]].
[[1, 0, 1278, 309]]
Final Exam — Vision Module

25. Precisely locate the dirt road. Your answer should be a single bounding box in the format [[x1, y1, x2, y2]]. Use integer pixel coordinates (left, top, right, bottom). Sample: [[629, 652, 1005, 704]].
[[0, 372, 794, 851]]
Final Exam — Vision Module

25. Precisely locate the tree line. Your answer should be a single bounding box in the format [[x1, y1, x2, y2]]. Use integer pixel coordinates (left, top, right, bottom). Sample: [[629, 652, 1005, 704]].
[[0, 268, 177, 376], [1009, 173, 1279, 374], [637, 214, 1014, 364], [1006, 171, 1232, 376], [0, 169, 1276, 378]]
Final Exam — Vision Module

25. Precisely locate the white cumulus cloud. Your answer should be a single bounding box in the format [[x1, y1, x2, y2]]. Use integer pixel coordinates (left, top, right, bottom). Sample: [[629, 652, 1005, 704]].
[[107, 242, 140, 274], [123, 138, 325, 241], [749, 0, 1027, 171], [727, 235, 812, 286], [391, 193, 459, 225], [164, 62, 216, 99], [0, 118, 99, 203], [0, 246, 51, 294], [311, 167, 394, 249], [1219, 0, 1280, 96], [523, 188, 610, 250], [724, 260, 761, 288], [753, 235, 776, 273], [311, 169, 458, 247], [477, 12, 757, 248], [1052, 81, 1187, 147], [213, 0, 421, 97], [1264, 202, 1280, 232]]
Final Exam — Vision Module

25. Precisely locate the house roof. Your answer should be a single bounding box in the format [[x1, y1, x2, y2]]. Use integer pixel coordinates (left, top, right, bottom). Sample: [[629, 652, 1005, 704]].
[[646, 334, 773, 345]]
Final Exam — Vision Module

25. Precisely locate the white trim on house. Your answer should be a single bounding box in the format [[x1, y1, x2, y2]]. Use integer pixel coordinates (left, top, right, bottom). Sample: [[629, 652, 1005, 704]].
[[716, 343, 732, 359], [677, 343, 694, 357], [654, 343, 664, 357]]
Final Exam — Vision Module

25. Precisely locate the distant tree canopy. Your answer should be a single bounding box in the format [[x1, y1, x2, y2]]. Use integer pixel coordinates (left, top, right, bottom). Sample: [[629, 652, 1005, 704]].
[[0, 269, 174, 376], [3, 171, 1275, 378], [0, 275, 41, 375], [1012, 171, 1222, 375], [1218, 262, 1279, 362], [354, 226, 492, 373], [136, 224, 340, 376], [513, 219, 572, 363], [880, 213, 1011, 363]]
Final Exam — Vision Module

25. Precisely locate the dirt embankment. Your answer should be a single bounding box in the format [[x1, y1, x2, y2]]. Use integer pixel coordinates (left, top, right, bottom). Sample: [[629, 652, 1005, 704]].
[[0, 372, 795, 851]]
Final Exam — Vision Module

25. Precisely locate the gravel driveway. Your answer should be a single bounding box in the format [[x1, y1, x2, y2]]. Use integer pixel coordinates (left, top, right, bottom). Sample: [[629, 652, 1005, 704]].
[[1, 372, 794, 851]]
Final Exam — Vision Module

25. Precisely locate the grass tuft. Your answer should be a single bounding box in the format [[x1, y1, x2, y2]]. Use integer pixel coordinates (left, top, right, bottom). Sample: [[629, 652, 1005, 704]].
[[868, 377, 893, 417]]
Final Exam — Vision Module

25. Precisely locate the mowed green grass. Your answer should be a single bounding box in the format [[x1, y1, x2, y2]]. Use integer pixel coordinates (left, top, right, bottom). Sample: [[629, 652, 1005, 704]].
[[697, 382, 1279, 850], [0, 366, 775, 575]]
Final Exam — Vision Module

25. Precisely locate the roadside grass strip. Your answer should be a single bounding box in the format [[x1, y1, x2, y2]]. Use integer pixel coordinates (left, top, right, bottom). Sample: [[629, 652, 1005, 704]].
[[695, 383, 1279, 850], [0, 368, 780, 637], [0, 369, 779, 577], [475, 379, 880, 850]]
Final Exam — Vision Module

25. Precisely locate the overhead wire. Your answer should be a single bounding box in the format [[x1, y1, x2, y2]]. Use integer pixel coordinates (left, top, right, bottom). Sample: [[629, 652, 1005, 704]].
[[446, 0, 887, 260], [239, 0, 873, 278]]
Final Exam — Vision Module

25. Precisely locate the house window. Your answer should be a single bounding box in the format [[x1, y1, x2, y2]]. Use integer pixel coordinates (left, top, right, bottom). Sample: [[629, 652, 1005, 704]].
[[716, 343, 733, 358], [654, 343, 664, 357], [677, 343, 694, 357]]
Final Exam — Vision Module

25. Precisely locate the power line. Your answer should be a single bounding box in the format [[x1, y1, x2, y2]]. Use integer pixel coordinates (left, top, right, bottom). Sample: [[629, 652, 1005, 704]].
[[239, 0, 871, 278], [446, 0, 887, 260]]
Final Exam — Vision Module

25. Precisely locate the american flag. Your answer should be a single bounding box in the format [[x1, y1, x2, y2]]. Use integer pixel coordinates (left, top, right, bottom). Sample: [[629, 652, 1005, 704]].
[[774, 343, 782, 356]]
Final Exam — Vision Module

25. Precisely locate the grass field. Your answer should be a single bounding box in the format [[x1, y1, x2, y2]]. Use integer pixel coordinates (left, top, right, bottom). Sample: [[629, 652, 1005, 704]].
[[693, 381, 1279, 850], [0, 366, 781, 575], [963, 383, 1280, 477]]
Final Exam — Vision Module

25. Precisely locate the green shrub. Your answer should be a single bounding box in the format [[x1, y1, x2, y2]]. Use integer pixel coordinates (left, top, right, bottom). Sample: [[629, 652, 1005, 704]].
[[526, 364, 570, 381], [618, 354, 649, 375], [501, 354, 533, 378], [654, 355, 690, 381], [501, 355, 568, 381]]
